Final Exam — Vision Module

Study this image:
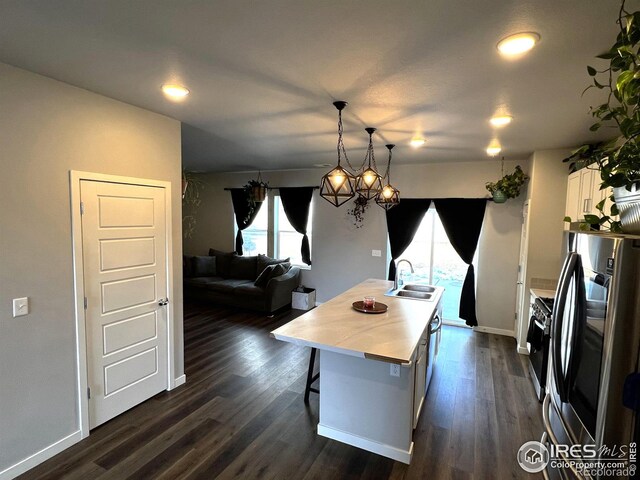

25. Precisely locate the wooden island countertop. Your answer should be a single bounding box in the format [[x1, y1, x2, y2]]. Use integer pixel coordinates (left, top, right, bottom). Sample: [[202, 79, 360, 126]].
[[270, 278, 442, 364]]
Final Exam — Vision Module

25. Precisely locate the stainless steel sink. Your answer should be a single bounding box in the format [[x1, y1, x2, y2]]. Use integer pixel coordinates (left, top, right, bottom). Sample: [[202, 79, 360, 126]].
[[402, 285, 436, 293], [396, 290, 432, 300], [384, 284, 441, 301]]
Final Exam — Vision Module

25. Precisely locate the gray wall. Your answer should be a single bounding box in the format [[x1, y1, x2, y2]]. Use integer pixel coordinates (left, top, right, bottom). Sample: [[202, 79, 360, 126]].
[[184, 159, 528, 334], [0, 63, 184, 472]]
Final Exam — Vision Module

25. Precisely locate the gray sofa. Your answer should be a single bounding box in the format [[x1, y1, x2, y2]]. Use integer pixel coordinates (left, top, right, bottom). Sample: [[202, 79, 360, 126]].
[[183, 250, 300, 313]]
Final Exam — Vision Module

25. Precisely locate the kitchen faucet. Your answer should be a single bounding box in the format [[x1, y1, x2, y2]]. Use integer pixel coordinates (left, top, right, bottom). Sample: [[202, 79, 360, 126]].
[[394, 259, 414, 290]]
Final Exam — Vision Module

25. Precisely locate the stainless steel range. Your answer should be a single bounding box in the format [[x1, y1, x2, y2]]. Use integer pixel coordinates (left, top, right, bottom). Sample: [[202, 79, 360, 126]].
[[527, 295, 554, 402]]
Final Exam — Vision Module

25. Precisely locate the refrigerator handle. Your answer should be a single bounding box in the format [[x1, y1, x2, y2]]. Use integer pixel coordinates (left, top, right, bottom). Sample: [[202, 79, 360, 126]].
[[552, 252, 578, 403], [567, 256, 587, 393]]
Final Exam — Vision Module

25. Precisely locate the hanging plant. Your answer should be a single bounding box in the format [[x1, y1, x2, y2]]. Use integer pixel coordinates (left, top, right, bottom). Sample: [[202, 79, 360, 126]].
[[182, 171, 205, 239], [346, 196, 370, 228], [243, 173, 269, 223], [485, 165, 529, 202]]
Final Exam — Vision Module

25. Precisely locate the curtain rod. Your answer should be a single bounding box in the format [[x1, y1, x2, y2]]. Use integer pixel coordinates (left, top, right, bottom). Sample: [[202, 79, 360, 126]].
[[224, 186, 319, 191]]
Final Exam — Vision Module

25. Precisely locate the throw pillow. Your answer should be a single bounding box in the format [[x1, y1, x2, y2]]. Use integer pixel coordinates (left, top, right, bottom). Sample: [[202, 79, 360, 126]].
[[228, 255, 258, 280], [183, 254, 195, 278], [257, 253, 291, 276], [254, 263, 287, 288], [192, 255, 216, 277], [209, 248, 237, 278]]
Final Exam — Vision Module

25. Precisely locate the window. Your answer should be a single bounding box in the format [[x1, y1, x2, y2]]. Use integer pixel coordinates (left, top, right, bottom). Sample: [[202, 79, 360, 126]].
[[274, 196, 312, 266], [240, 197, 268, 257], [400, 206, 470, 322], [236, 194, 312, 268]]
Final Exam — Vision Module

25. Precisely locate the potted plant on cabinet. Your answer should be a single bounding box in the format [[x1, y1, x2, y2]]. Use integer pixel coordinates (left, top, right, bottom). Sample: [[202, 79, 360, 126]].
[[567, 0, 640, 233], [485, 164, 529, 203]]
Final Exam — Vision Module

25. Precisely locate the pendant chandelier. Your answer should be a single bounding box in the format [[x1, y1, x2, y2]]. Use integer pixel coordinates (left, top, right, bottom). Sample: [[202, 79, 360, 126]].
[[319, 101, 356, 207], [355, 127, 383, 200], [375, 144, 400, 210]]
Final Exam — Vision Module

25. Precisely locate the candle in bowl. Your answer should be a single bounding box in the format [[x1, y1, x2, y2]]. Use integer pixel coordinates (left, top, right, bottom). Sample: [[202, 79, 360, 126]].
[[363, 296, 375, 309]]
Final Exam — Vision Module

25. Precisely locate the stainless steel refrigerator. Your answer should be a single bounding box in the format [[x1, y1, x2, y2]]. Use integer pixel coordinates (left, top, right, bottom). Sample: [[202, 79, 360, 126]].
[[542, 231, 640, 479]]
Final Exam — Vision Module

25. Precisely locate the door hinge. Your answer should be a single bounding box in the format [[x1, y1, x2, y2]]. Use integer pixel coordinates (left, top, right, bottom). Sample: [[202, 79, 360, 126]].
[[515, 312, 518, 320], [80, 202, 84, 215], [87, 387, 91, 399], [84, 297, 87, 309]]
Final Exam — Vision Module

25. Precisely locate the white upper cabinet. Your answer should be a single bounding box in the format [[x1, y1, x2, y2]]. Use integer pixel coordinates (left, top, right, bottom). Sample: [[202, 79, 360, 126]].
[[565, 167, 612, 228]]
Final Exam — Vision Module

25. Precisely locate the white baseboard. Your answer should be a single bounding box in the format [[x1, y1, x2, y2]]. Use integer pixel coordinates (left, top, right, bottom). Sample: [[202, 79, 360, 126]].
[[517, 346, 530, 355], [473, 325, 515, 337], [317, 423, 413, 464], [0, 430, 82, 480], [170, 374, 187, 390]]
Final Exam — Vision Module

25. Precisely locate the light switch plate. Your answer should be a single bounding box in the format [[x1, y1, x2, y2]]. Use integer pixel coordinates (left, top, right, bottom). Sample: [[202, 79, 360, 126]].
[[390, 364, 401, 377], [13, 297, 29, 317], [372, 250, 382, 257]]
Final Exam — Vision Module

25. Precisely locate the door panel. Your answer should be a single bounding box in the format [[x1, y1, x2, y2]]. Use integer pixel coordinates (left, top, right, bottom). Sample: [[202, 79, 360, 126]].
[[81, 180, 168, 429]]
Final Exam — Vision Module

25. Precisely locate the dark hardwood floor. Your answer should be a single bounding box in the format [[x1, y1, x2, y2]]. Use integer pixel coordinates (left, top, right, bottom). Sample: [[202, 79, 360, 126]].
[[21, 302, 544, 479]]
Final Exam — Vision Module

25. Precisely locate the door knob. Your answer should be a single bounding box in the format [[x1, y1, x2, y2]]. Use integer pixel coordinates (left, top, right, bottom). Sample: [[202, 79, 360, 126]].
[[158, 298, 169, 306]]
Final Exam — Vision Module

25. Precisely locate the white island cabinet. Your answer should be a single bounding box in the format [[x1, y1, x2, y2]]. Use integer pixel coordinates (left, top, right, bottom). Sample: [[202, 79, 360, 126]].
[[270, 279, 443, 464]]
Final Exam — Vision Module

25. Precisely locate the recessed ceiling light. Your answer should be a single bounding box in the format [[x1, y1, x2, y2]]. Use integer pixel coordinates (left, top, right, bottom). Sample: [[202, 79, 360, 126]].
[[410, 137, 426, 148], [490, 115, 513, 127], [486, 141, 502, 156], [497, 32, 540, 57], [162, 84, 190, 99]]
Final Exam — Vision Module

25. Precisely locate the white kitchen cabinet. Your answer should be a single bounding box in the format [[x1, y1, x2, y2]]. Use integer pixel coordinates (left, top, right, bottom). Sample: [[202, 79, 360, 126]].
[[565, 167, 611, 228], [412, 335, 427, 429]]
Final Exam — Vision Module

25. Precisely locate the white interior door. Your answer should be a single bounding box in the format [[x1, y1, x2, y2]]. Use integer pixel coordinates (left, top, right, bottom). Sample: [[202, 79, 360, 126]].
[[515, 200, 530, 352], [80, 180, 168, 429]]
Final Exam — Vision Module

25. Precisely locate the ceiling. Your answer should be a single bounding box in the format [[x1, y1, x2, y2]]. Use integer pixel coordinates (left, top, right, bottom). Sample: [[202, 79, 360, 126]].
[[0, 1, 627, 172]]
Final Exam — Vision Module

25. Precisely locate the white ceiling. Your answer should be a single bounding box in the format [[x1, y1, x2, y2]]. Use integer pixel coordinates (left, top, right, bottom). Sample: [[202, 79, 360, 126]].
[[0, 1, 627, 172]]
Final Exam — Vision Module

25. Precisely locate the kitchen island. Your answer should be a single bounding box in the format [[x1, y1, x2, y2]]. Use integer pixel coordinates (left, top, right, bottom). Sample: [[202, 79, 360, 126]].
[[271, 278, 443, 463]]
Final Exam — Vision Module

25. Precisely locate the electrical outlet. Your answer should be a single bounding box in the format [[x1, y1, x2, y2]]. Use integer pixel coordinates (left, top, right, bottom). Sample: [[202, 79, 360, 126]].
[[13, 297, 29, 317], [390, 364, 401, 377], [372, 249, 381, 257]]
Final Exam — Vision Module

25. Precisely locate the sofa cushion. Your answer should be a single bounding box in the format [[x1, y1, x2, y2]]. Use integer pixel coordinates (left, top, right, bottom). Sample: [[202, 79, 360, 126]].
[[257, 254, 291, 275], [255, 263, 287, 288], [184, 276, 223, 288], [233, 284, 265, 297], [205, 278, 252, 293], [183, 254, 195, 278], [228, 255, 258, 280], [192, 255, 216, 277], [209, 248, 237, 278]]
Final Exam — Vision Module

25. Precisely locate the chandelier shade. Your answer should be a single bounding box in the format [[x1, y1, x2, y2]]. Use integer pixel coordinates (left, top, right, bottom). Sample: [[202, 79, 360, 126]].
[[355, 127, 383, 200], [320, 101, 357, 207], [376, 144, 401, 210], [320, 165, 356, 207]]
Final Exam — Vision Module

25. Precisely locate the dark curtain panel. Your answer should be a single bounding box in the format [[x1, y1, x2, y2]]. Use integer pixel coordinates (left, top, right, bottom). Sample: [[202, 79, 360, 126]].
[[385, 199, 432, 281], [230, 188, 263, 255], [278, 187, 314, 265], [434, 199, 487, 327]]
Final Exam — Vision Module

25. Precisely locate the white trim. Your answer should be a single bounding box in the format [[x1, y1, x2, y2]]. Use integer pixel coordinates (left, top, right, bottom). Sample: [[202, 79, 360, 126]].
[[69, 171, 177, 438], [0, 430, 82, 480], [473, 325, 515, 337], [317, 424, 413, 464], [171, 374, 187, 389], [518, 346, 530, 355]]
